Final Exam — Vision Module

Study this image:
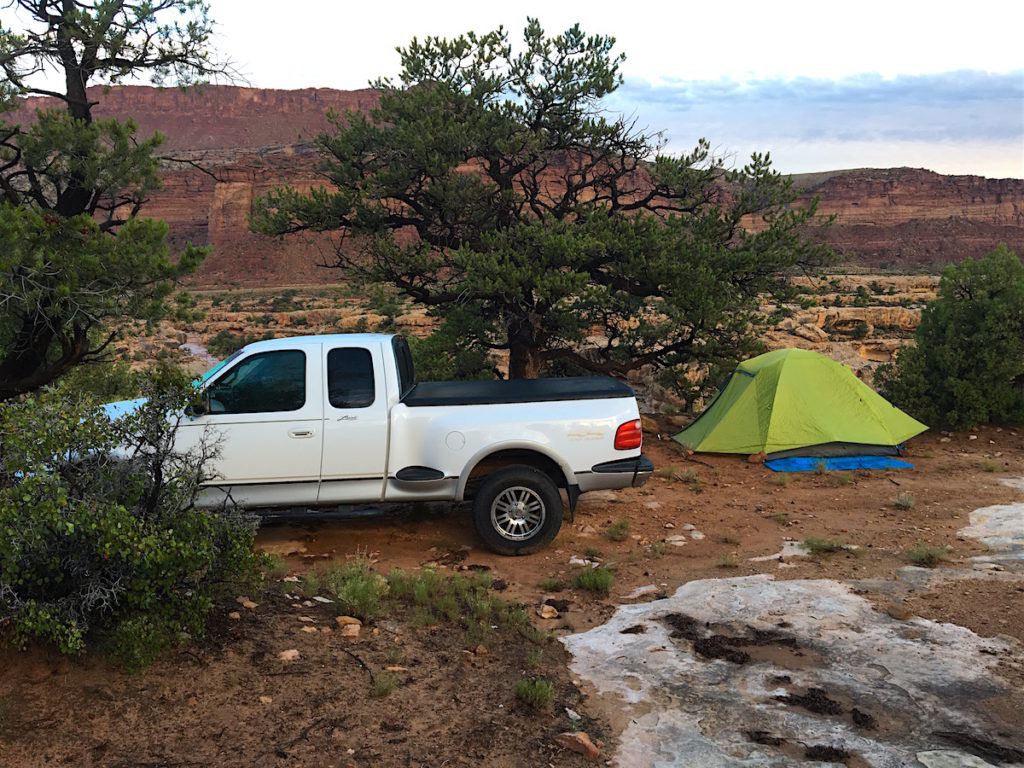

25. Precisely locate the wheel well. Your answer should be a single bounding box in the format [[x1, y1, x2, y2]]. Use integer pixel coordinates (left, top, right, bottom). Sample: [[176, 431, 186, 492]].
[[463, 449, 569, 499]]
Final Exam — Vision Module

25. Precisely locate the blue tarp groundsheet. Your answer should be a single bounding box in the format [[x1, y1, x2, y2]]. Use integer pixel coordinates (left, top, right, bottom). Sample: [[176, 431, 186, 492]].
[[765, 456, 914, 473]]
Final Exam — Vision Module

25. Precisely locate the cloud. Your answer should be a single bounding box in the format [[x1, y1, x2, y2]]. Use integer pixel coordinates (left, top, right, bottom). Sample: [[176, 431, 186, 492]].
[[608, 70, 1024, 176]]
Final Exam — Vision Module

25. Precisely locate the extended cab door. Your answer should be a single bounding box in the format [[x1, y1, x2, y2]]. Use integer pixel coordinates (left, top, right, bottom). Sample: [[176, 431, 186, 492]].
[[317, 343, 390, 503], [177, 345, 324, 506]]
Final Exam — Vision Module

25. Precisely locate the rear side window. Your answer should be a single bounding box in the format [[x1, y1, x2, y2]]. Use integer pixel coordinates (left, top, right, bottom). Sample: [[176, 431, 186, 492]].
[[327, 348, 375, 408], [207, 350, 306, 414], [392, 336, 415, 398]]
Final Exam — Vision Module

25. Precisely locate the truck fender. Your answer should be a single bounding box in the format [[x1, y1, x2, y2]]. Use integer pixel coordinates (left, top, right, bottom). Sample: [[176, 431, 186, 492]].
[[455, 440, 576, 504]]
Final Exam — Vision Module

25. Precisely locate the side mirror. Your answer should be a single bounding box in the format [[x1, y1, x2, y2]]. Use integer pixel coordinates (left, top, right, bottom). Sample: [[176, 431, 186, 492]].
[[185, 392, 209, 418]]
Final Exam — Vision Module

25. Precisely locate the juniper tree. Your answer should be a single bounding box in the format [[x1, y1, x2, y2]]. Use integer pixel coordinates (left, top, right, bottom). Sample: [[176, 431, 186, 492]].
[[253, 19, 832, 395]]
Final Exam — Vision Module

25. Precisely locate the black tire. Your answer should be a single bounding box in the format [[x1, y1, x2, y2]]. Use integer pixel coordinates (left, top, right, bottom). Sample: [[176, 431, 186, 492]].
[[471, 465, 564, 555]]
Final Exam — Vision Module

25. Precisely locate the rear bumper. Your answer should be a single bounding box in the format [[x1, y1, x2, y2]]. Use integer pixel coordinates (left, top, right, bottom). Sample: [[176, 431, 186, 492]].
[[575, 454, 654, 492]]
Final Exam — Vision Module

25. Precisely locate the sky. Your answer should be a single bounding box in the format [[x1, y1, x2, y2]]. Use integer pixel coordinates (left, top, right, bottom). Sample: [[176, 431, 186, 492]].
[[9, 0, 1024, 176]]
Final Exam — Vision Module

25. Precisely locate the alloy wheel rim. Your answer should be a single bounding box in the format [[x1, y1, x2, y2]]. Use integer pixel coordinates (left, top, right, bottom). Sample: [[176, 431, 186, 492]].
[[490, 486, 546, 541]]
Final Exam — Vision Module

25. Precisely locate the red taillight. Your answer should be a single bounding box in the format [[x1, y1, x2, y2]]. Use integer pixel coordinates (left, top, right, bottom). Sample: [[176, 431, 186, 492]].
[[614, 419, 643, 450]]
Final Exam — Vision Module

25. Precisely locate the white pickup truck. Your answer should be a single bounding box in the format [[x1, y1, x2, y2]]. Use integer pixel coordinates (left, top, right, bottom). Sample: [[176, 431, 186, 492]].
[[170, 333, 652, 554]]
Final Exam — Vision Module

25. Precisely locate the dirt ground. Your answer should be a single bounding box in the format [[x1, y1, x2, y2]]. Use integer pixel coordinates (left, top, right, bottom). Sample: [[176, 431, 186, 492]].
[[256, 425, 1024, 638], [2, 425, 1023, 767]]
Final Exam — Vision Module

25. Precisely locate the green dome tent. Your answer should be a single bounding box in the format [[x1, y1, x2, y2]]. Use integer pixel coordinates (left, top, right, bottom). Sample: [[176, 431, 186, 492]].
[[674, 348, 927, 458]]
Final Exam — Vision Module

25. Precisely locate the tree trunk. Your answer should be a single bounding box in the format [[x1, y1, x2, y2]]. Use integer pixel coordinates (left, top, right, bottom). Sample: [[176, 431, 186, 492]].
[[507, 343, 543, 379]]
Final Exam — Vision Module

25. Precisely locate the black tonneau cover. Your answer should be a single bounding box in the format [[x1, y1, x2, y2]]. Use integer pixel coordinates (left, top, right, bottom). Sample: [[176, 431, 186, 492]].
[[402, 376, 634, 407]]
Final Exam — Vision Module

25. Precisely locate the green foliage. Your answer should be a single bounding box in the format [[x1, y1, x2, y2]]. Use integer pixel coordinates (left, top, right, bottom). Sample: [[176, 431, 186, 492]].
[[852, 285, 871, 307], [606, 519, 631, 542], [252, 19, 832, 398], [319, 561, 390, 621], [60, 360, 141, 401], [538, 577, 565, 592], [876, 246, 1024, 429], [407, 320, 494, 381], [905, 543, 948, 568], [0, 1, 222, 398], [572, 567, 613, 595], [370, 671, 400, 698], [514, 677, 554, 710], [0, 205, 205, 398], [802, 538, 849, 555], [0, 369, 260, 668]]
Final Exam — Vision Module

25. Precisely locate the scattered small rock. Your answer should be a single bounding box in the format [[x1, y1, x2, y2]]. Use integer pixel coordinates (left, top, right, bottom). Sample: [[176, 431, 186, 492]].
[[537, 604, 560, 620], [258, 695, 273, 705], [474, 644, 488, 656], [544, 598, 571, 612], [236, 596, 258, 610], [227, 611, 241, 621], [565, 707, 582, 722], [277, 649, 300, 662], [311, 595, 334, 604], [663, 522, 675, 529], [298, 616, 315, 623], [553, 731, 603, 761], [335, 616, 362, 626], [300, 626, 318, 634]]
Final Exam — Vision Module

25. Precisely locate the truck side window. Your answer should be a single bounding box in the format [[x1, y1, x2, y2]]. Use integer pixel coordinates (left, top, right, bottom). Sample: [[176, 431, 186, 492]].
[[207, 350, 306, 414], [327, 348, 375, 409]]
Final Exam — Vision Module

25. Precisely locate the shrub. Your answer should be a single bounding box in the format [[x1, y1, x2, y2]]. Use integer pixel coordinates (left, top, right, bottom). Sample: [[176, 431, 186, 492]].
[[802, 537, 849, 555], [370, 671, 400, 698], [893, 493, 915, 510], [0, 369, 260, 668], [905, 543, 948, 568], [318, 561, 390, 621], [538, 577, 565, 592], [876, 246, 1024, 429], [606, 519, 631, 542], [572, 567, 613, 595], [514, 677, 554, 710]]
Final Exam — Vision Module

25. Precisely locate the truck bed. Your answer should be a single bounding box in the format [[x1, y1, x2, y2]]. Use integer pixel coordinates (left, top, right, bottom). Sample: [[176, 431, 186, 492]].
[[401, 376, 634, 407]]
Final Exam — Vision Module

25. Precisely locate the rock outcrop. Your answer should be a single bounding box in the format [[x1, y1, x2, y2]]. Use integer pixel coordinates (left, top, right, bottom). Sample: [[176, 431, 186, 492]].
[[11, 86, 1024, 286]]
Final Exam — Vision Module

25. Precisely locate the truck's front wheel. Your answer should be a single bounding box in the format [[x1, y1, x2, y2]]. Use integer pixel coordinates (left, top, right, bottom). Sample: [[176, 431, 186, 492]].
[[472, 466, 564, 555]]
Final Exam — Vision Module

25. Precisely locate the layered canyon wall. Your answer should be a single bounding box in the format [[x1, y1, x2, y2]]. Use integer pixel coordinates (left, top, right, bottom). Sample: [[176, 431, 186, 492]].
[[13, 86, 1024, 286]]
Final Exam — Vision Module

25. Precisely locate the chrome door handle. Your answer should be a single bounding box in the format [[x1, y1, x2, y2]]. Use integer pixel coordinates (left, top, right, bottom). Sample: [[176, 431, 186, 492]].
[[288, 429, 315, 439]]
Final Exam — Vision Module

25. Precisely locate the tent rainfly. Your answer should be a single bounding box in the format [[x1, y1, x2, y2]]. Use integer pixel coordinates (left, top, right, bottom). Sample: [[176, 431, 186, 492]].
[[673, 348, 927, 459]]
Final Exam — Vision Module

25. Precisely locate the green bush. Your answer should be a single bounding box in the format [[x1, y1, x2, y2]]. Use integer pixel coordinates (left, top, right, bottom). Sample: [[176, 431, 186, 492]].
[[0, 369, 260, 668], [876, 246, 1024, 429], [60, 360, 141, 401], [572, 566, 614, 595], [514, 677, 554, 710]]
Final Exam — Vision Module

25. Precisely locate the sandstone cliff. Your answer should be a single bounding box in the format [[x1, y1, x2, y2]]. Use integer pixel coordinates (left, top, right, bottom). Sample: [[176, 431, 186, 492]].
[[11, 85, 1024, 286]]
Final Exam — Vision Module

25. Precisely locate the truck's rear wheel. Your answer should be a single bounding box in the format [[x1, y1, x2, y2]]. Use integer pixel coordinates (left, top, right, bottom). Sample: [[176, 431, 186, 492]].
[[472, 466, 563, 555]]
